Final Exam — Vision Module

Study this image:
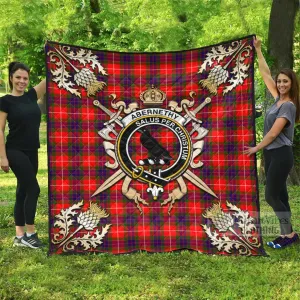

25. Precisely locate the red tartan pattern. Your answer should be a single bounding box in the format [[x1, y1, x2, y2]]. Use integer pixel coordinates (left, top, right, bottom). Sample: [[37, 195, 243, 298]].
[[46, 36, 266, 256]]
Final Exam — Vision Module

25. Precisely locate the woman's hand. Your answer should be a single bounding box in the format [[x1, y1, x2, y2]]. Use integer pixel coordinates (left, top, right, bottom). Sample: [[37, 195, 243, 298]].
[[1, 157, 9, 173], [0, 157, 9, 173], [244, 146, 259, 156], [253, 36, 262, 50]]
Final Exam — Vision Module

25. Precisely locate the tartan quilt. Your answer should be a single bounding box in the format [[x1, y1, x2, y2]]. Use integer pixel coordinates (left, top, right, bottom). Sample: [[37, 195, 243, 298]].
[[46, 35, 266, 256]]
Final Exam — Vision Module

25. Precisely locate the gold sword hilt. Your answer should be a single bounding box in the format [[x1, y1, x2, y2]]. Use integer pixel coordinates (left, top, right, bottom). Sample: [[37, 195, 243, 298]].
[[93, 100, 124, 128], [183, 97, 211, 125]]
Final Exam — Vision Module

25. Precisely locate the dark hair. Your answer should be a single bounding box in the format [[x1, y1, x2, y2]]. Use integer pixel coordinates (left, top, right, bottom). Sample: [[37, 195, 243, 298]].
[[275, 68, 300, 123], [8, 61, 30, 90]]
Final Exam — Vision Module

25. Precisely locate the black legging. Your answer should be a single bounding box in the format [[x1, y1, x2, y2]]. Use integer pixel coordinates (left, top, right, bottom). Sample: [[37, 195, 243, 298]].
[[6, 149, 40, 226], [264, 146, 294, 235]]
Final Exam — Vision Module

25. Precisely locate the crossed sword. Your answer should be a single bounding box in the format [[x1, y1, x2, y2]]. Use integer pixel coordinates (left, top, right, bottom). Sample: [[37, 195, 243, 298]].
[[92, 98, 217, 199]]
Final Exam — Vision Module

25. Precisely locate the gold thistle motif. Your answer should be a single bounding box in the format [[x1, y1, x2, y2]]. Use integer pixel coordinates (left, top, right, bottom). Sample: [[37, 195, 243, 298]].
[[199, 41, 251, 95], [202, 201, 261, 255], [77, 202, 109, 230], [52, 200, 111, 252], [203, 202, 234, 232], [74, 68, 106, 97], [47, 45, 108, 98], [199, 66, 229, 95]]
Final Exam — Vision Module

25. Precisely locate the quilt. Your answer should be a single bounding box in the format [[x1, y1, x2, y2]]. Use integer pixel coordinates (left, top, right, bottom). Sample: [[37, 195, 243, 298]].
[[46, 35, 266, 256]]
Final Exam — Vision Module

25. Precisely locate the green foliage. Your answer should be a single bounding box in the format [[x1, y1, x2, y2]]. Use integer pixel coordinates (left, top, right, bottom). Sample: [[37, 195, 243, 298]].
[[0, 0, 273, 61], [255, 115, 264, 160], [198, 0, 271, 46], [294, 12, 300, 74], [0, 0, 273, 99], [41, 114, 47, 123], [0, 0, 47, 86]]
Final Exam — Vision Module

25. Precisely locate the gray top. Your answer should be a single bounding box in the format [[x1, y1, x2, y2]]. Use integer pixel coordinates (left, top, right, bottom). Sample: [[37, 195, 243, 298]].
[[264, 99, 296, 150]]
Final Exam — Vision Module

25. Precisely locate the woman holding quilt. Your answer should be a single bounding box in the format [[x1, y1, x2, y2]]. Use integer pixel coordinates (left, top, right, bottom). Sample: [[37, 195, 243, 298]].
[[244, 37, 300, 249], [0, 62, 46, 249]]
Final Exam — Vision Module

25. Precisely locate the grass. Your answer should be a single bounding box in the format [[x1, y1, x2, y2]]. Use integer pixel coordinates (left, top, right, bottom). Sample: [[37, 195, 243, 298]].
[[0, 122, 299, 300]]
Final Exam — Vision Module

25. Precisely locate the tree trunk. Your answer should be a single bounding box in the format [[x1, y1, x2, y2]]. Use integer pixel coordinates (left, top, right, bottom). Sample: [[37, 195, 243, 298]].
[[266, 0, 300, 185], [268, 0, 298, 72], [288, 165, 300, 185], [90, 0, 100, 13], [88, 0, 101, 36]]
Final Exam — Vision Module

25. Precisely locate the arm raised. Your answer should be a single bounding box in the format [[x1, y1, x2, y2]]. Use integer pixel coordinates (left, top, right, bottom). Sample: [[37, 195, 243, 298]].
[[253, 37, 278, 99], [34, 78, 46, 100]]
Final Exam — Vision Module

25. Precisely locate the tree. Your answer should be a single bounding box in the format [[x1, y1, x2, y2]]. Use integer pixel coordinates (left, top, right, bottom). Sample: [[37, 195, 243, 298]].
[[267, 0, 300, 185], [268, 0, 298, 72]]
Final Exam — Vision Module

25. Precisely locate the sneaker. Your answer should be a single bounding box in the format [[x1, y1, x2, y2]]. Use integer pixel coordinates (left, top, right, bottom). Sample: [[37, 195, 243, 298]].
[[266, 236, 284, 248], [20, 233, 44, 249], [273, 233, 299, 249], [13, 236, 27, 247]]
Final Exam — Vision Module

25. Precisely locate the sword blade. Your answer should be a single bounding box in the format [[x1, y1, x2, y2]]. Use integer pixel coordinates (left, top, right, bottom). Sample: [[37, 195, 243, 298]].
[[183, 169, 218, 198], [93, 100, 114, 116], [184, 97, 211, 125], [93, 100, 124, 127], [92, 169, 126, 197]]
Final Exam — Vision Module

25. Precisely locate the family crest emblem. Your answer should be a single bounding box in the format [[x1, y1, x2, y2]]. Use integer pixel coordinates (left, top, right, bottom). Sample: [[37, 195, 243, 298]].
[[93, 86, 217, 214]]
